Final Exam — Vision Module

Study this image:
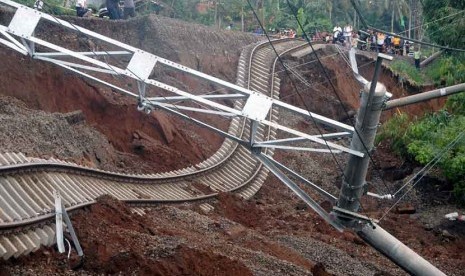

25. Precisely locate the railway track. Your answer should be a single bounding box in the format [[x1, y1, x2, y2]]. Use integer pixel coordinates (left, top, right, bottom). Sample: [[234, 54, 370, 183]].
[[0, 39, 308, 260]]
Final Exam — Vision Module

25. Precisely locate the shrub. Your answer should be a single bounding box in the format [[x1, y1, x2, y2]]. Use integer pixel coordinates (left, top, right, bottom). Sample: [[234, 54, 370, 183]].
[[425, 54, 465, 86], [378, 109, 465, 203]]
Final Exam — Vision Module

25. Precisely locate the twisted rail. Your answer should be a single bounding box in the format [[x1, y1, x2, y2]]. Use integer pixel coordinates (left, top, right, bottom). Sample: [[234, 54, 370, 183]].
[[0, 39, 308, 260]]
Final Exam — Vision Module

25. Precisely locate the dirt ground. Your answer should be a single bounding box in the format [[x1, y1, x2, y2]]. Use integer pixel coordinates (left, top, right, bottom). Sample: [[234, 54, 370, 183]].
[[0, 9, 464, 276]]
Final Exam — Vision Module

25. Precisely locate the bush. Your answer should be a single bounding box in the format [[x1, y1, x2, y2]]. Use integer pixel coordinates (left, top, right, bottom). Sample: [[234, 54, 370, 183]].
[[376, 112, 410, 155], [446, 93, 465, 116], [13, 0, 75, 16], [425, 54, 465, 86], [378, 108, 465, 203]]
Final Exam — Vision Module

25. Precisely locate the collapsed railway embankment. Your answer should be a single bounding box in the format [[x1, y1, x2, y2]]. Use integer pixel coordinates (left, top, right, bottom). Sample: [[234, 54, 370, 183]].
[[1, 6, 464, 276], [0, 10, 259, 173]]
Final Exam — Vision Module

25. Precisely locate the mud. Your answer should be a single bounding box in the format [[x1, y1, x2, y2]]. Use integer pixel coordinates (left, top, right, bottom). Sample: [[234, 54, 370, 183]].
[[0, 10, 258, 172], [0, 7, 464, 276]]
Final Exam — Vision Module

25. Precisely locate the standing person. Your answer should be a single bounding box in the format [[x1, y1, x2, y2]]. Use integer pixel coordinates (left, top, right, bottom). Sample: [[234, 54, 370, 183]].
[[376, 32, 385, 53], [76, 0, 91, 17], [106, 0, 121, 20], [33, 0, 43, 11], [371, 32, 377, 51], [414, 47, 421, 70], [333, 25, 342, 44], [392, 35, 401, 55], [351, 32, 358, 48], [123, 0, 135, 19], [385, 35, 392, 53], [343, 24, 352, 49]]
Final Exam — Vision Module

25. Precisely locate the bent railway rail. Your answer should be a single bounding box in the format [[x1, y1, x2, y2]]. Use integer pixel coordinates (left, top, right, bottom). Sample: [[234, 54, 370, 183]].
[[0, 39, 308, 260]]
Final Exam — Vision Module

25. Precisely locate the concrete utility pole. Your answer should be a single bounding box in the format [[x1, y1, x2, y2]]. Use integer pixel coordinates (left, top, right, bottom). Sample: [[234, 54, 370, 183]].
[[337, 82, 383, 212], [336, 56, 446, 275]]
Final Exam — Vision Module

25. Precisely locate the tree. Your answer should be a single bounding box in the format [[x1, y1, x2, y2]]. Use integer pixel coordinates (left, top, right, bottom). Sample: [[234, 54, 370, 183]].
[[423, 0, 465, 48]]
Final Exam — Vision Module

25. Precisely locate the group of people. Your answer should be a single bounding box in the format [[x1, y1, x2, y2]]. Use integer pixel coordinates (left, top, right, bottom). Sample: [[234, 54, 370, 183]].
[[74, 0, 136, 19], [323, 25, 421, 70], [277, 29, 296, 39], [252, 27, 296, 38], [332, 24, 355, 49], [358, 30, 422, 69], [357, 29, 413, 56], [34, 0, 136, 19]]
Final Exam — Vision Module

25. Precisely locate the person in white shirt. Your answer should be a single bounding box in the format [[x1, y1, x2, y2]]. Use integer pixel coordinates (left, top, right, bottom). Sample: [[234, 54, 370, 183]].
[[76, 0, 91, 17], [343, 24, 353, 49], [333, 25, 342, 44], [33, 0, 43, 11]]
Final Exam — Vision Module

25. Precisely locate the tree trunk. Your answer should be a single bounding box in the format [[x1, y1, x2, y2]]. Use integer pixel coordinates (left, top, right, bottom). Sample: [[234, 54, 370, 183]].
[[391, 6, 395, 33], [420, 50, 443, 67], [214, 1, 218, 29], [241, 2, 245, 32], [328, 3, 332, 23], [261, 7, 265, 30], [408, 0, 412, 38], [353, 9, 357, 28]]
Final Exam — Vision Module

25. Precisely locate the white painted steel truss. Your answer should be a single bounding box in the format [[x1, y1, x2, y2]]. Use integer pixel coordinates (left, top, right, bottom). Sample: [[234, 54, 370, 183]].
[[0, 0, 363, 229]]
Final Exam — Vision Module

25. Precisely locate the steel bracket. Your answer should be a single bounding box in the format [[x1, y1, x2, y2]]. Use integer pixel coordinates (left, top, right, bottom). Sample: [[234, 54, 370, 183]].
[[54, 191, 84, 258], [333, 206, 379, 226]]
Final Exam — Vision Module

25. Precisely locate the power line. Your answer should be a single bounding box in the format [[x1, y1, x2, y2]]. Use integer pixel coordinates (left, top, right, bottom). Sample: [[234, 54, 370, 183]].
[[284, 0, 394, 197], [378, 131, 465, 222], [349, 0, 465, 53], [245, 0, 348, 174], [397, 9, 465, 36]]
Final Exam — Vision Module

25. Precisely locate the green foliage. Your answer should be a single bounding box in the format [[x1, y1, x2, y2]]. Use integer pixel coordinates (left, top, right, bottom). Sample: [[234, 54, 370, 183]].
[[424, 53, 465, 86], [296, 7, 305, 36], [376, 112, 410, 155], [13, 0, 75, 15], [445, 93, 465, 115], [423, 0, 465, 49], [379, 109, 465, 202]]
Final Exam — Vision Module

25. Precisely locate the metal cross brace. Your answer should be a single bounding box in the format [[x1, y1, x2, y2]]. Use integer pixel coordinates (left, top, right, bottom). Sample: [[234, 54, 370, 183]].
[[0, 0, 362, 157], [54, 191, 84, 257]]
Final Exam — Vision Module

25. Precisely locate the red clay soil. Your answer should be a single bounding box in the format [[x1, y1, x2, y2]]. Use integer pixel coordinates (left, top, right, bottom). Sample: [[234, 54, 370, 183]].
[[0, 10, 258, 173], [279, 46, 445, 122], [1, 8, 464, 276]]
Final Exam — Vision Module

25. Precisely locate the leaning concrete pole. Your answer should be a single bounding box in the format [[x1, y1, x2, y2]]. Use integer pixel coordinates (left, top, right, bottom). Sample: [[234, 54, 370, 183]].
[[337, 81, 386, 215], [336, 80, 446, 275]]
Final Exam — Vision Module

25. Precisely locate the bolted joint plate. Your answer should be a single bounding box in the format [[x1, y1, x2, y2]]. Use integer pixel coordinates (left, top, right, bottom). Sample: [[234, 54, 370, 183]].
[[126, 50, 158, 80], [8, 7, 41, 38], [242, 93, 273, 121]]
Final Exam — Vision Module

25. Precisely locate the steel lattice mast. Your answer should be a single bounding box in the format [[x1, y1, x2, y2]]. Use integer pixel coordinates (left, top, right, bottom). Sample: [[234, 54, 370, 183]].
[[1, 1, 464, 274]]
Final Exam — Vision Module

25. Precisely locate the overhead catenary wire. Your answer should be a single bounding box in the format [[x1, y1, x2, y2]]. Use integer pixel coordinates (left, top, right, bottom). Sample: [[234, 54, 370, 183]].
[[245, 0, 347, 174], [246, 0, 378, 211], [397, 9, 465, 37], [280, 59, 377, 101], [243, 0, 367, 211], [349, 0, 465, 53], [392, 131, 465, 198], [378, 131, 465, 222], [39, 2, 227, 126], [284, 0, 394, 197]]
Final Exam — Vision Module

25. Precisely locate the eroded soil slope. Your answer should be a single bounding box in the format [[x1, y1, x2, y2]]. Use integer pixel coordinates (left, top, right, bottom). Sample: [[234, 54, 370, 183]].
[[0, 8, 464, 276], [0, 10, 259, 172]]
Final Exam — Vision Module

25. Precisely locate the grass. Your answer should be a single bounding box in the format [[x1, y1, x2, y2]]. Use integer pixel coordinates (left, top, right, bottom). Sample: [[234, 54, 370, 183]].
[[389, 60, 427, 86], [388, 53, 465, 87]]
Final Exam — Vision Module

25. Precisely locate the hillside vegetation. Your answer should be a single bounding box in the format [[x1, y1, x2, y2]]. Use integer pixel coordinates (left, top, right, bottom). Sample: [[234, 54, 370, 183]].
[[378, 0, 465, 203]]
